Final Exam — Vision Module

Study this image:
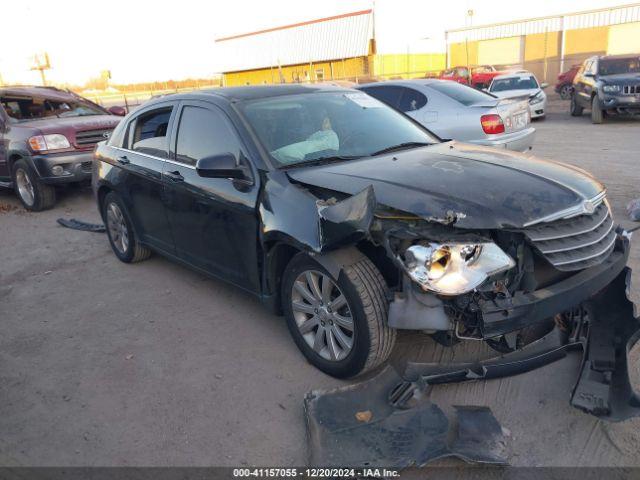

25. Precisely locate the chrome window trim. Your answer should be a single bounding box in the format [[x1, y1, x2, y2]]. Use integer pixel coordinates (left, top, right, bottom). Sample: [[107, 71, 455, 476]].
[[111, 146, 196, 170]]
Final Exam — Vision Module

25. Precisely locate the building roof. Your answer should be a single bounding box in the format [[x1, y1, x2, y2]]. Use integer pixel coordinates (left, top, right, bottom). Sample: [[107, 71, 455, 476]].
[[214, 10, 374, 73], [446, 2, 640, 43]]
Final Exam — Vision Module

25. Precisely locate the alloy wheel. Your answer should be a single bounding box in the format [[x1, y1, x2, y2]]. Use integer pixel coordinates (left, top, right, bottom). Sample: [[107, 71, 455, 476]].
[[291, 270, 354, 361], [106, 202, 129, 254], [15, 169, 35, 206]]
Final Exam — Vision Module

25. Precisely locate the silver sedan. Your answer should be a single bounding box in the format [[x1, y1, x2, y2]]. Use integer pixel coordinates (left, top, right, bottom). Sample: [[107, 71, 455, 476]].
[[357, 79, 535, 152]]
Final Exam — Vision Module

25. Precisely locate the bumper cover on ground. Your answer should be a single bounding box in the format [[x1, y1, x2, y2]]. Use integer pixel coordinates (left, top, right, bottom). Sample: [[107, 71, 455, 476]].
[[306, 267, 639, 469]]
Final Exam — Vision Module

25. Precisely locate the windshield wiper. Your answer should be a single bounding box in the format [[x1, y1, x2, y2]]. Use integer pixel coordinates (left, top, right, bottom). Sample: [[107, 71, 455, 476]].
[[370, 142, 433, 156], [283, 155, 362, 169]]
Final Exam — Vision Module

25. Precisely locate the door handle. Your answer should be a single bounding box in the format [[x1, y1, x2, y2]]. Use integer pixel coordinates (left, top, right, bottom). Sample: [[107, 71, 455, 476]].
[[117, 155, 130, 165], [164, 170, 184, 182]]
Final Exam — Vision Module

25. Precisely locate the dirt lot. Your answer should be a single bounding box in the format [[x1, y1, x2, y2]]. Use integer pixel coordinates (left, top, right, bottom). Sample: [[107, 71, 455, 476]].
[[1, 95, 639, 469]]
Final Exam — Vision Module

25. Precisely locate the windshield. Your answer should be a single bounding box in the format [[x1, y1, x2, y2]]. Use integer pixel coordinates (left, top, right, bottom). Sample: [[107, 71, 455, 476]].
[[429, 81, 496, 106], [490, 76, 539, 92], [237, 91, 438, 167], [0, 95, 106, 123], [598, 57, 640, 75]]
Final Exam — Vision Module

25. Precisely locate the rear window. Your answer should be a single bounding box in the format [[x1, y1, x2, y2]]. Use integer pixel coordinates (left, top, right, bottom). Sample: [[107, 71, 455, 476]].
[[429, 81, 495, 106], [490, 76, 539, 92]]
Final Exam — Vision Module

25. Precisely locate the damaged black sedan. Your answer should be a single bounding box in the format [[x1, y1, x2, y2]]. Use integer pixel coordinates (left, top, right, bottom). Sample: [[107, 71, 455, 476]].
[[93, 84, 635, 383]]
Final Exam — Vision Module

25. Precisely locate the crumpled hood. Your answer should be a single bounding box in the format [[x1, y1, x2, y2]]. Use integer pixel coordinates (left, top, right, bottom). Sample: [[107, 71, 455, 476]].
[[286, 142, 604, 229]]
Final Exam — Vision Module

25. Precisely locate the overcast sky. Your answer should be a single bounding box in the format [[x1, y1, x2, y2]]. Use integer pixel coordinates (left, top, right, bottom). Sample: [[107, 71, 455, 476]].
[[0, 0, 629, 85]]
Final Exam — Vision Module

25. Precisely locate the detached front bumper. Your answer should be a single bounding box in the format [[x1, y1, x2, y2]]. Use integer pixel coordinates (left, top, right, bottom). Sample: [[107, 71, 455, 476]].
[[470, 127, 536, 153], [31, 151, 94, 184]]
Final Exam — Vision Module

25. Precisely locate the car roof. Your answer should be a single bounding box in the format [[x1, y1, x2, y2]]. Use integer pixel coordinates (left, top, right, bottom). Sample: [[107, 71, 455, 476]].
[[356, 78, 453, 89], [0, 85, 80, 102], [492, 71, 537, 81], [598, 54, 640, 60], [178, 84, 354, 102]]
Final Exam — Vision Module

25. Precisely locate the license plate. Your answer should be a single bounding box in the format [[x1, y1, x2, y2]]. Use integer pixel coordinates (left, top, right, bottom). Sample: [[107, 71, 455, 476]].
[[513, 112, 527, 129]]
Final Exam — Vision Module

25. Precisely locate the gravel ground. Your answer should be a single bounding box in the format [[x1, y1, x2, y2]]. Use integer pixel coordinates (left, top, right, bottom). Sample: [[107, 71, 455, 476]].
[[0, 95, 639, 469]]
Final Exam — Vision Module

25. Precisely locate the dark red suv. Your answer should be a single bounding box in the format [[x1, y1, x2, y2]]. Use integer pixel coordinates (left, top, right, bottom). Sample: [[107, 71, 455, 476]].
[[0, 86, 125, 210]]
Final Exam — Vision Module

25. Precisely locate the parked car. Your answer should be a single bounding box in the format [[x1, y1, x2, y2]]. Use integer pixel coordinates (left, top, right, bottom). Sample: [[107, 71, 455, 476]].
[[570, 54, 640, 123], [0, 86, 125, 210], [93, 84, 630, 380], [357, 80, 535, 151], [487, 71, 548, 119], [439, 65, 506, 89], [555, 64, 581, 100]]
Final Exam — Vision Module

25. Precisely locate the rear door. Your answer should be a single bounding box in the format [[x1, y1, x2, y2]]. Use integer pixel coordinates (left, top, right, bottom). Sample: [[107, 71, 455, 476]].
[[162, 100, 261, 292], [117, 102, 177, 253]]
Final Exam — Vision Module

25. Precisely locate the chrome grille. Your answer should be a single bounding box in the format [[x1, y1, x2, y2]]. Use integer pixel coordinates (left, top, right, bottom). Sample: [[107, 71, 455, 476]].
[[522, 201, 616, 272], [622, 85, 640, 95], [75, 128, 113, 147]]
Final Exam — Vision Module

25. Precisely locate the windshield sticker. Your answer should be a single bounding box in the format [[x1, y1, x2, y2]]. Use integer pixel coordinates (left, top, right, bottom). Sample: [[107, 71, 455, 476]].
[[344, 93, 384, 108]]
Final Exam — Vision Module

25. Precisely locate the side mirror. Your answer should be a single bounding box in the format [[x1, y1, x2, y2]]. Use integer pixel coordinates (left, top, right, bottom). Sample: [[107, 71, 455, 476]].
[[196, 153, 246, 180], [108, 106, 127, 116], [540, 82, 549, 89]]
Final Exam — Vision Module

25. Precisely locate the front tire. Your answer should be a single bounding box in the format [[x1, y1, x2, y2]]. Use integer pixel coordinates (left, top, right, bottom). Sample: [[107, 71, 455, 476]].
[[281, 252, 396, 378], [591, 96, 604, 124], [102, 192, 151, 263], [12, 159, 56, 211], [570, 94, 583, 116]]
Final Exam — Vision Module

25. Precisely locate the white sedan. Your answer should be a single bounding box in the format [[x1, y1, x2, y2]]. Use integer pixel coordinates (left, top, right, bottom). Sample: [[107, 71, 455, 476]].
[[488, 72, 548, 119]]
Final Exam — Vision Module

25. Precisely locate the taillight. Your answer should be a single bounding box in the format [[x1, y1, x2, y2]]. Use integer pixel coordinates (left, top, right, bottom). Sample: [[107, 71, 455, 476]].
[[480, 114, 505, 134]]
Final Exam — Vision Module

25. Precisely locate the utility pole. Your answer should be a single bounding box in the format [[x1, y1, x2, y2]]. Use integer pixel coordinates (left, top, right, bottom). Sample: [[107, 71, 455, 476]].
[[30, 53, 51, 86]]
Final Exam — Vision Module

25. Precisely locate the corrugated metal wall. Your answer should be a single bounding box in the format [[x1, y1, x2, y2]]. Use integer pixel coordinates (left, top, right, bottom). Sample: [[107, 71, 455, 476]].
[[446, 3, 640, 82], [215, 11, 373, 74]]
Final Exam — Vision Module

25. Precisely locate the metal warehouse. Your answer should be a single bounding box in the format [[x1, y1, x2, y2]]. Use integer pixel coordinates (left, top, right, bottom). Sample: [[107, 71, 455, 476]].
[[215, 10, 445, 86], [446, 2, 640, 83]]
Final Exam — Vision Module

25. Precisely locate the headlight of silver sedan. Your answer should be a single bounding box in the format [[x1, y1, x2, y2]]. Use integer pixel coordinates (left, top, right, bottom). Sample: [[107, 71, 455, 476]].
[[402, 242, 515, 295], [603, 84, 621, 93]]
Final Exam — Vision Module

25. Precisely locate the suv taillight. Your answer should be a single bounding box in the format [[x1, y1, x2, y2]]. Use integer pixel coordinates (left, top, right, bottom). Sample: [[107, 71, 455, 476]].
[[480, 114, 505, 134]]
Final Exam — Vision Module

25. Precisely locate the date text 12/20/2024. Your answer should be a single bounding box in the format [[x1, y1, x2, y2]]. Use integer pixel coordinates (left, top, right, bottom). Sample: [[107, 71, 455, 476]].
[[232, 468, 400, 478]]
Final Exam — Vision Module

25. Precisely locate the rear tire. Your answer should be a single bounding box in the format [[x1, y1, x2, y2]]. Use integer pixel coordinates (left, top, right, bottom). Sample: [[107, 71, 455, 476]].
[[570, 94, 583, 116], [12, 159, 56, 211], [591, 96, 604, 124], [559, 84, 572, 100], [102, 191, 151, 263], [281, 252, 396, 378]]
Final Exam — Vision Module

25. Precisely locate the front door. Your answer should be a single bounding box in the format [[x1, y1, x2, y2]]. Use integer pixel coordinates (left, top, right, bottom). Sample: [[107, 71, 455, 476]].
[[162, 101, 260, 292]]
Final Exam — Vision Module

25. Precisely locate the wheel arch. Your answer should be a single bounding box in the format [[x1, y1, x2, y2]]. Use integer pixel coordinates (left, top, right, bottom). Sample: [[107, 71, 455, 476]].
[[263, 238, 394, 315]]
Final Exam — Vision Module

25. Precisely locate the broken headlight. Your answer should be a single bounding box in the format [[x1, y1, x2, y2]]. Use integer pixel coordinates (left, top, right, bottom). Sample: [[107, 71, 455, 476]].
[[403, 242, 515, 295]]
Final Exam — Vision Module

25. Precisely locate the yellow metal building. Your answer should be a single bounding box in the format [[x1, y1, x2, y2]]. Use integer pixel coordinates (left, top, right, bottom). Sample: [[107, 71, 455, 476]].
[[446, 3, 640, 83], [215, 10, 445, 86]]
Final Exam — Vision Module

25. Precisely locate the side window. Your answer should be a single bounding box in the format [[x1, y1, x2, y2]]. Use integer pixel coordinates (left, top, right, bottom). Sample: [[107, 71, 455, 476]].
[[588, 60, 598, 75], [175, 105, 244, 167], [398, 88, 427, 112], [129, 107, 172, 158], [360, 86, 403, 109]]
